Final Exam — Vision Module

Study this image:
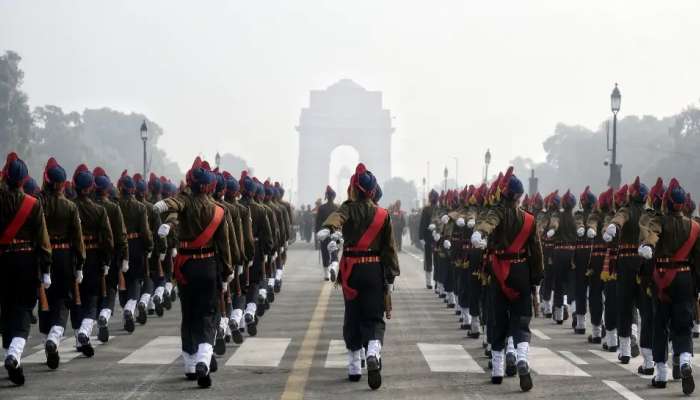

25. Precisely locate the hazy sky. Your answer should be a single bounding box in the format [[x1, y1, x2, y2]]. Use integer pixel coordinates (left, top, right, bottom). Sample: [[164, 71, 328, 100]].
[[2, 1, 700, 192]]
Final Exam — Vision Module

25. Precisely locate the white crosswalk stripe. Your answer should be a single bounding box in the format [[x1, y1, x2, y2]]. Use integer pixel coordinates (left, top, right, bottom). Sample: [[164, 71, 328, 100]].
[[529, 346, 590, 376], [558, 350, 589, 365], [417, 343, 483, 373], [324, 339, 347, 368], [225, 337, 291, 367], [119, 336, 181, 365], [24, 336, 114, 364], [590, 350, 650, 379]]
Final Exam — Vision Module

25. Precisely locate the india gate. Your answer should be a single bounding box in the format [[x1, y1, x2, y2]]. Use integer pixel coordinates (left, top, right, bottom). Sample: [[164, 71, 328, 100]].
[[295, 79, 395, 206]]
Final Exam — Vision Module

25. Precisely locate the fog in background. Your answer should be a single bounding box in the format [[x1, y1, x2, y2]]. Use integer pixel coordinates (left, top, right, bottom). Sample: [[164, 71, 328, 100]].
[[2, 1, 700, 205]]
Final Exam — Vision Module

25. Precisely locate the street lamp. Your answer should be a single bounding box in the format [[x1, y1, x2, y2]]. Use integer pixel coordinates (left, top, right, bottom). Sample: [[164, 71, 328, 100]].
[[484, 149, 491, 183], [140, 120, 148, 177], [422, 177, 426, 207], [215, 152, 221, 169], [608, 83, 622, 189], [453, 157, 459, 189], [443, 166, 448, 193]]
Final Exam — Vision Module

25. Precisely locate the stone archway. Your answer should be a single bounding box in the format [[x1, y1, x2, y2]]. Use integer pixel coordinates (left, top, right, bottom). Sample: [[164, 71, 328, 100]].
[[295, 79, 394, 206]]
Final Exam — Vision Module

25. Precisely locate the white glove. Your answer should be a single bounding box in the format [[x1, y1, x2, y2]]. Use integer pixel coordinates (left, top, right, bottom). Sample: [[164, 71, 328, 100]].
[[121, 259, 129, 273], [157, 223, 171, 238], [428, 223, 436, 231], [587, 228, 596, 239], [153, 200, 168, 214], [546, 229, 555, 239], [248, 260, 254, 267], [443, 240, 452, 250], [317, 228, 330, 241], [605, 224, 617, 238], [264, 255, 269, 263], [279, 246, 285, 254], [331, 231, 343, 241], [471, 231, 486, 248], [237, 265, 244, 275], [273, 251, 278, 260], [387, 283, 394, 293], [577, 227, 585, 237], [42, 273, 52, 289], [638, 245, 653, 260], [327, 241, 339, 252], [103, 265, 110, 276], [603, 232, 613, 243], [75, 270, 84, 284], [441, 215, 450, 224], [146, 252, 152, 259], [226, 274, 235, 283], [456, 218, 466, 227], [159, 253, 166, 261], [433, 232, 441, 241], [467, 219, 476, 228], [420, 239, 425, 245], [221, 283, 228, 293], [171, 248, 178, 258]]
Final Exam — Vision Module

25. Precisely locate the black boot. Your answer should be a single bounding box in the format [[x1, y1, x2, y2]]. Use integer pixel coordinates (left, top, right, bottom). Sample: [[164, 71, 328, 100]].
[[587, 335, 601, 344], [124, 310, 135, 333], [163, 292, 172, 310], [137, 302, 148, 325], [505, 352, 517, 377], [98, 316, 110, 343], [77, 333, 95, 357], [195, 362, 211, 388], [214, 326, 226, 356], [45, 340, 60, 370], [517, 361, 533, 392], [229, 320, 244, 344], [650, 377, 666, 389], [210, 355, 218, 373], [5, 356, 25, 386], [367, 356, 382, 390], [154, 296, 164, 317], [681, 363, 695, 395], [637, 365, 654, 376], [245, 314, 258, 337]]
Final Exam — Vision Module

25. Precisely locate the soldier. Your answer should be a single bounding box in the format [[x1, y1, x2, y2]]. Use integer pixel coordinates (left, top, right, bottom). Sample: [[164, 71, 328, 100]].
[[572, 187, 596, 335], [93, 167, 129, 343], [466, 184, 488, 338], [539, 192, 557, 318], [154, 157, 232, 388], [419, 190, 439, 289], [274, 182, 293, 291], [317, 163, 399, 390], [390, 201, 406, 252], [1, 153, 52, 386], [471, 167, 543, 392], [70, 165, 114, 357], [316, 186, 339, 280], [238, 171, 273, 336], [583, 187, 614, 345], [39, 158, 85, 369], [638, 178, 697, 395], [604, 177, 647, 363], [159, 179, 179, 306], [116, 171, 154, 333], [546, 190, 577, 326]]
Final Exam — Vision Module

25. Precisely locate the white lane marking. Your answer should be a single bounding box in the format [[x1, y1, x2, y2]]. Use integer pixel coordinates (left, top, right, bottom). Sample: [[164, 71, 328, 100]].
[[559, 350, 589, 365], [602, 380, 644, 400], [226, 337, 291, 367], [24, 336, 114, 364], [529, 346, 589, 376], [590, 350, 652, 380], [531, 328, 551, 340], [324, 339, 347, 368], [417, 343, 483, 373], [408, 252, 424, 263], [118, 336, 181, 365]]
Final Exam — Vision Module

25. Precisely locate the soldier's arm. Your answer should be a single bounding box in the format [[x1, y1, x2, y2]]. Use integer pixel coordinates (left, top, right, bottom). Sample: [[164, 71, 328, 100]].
[[639, 213, 662, 248], [152, 210, 167, 255], [140, 205, 154, 254], [162, 193, 187, 227], [611, 207, 630, 229], [32, 203, 53, 274], [548, 212, 560, 233], [99, 207, 114, 266], [260, 209, 274, 254], [475, 206, 504, 237], [379, 213, 400, 284], [243, 210, 255, 264], [322, 202, 351, 232], [226, 212, 241, 266], [233, 211, 246, 264], [114, 206, 129, 261], [526, 226, 544, 285], [586, 211, 600, 231], [574, 211, 585, 230], [70, 204, 86, 269], [214, 214, 233, 279]]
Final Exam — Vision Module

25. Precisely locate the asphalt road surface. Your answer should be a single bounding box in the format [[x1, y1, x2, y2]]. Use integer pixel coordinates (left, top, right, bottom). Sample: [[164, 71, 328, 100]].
[[3, 241, 697, 399]]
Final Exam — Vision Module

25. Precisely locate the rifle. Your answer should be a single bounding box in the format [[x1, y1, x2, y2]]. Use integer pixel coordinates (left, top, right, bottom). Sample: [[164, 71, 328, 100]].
[[384, 289, 393, 320], [531, 286, 540, 317], [74, 276, 82, 306], [118, 269, 127, 290]]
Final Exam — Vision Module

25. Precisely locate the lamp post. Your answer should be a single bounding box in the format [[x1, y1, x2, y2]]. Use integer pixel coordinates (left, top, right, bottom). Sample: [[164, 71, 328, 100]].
[[453, 157, 459, 189], [528, 169, 538, 197], [443, 166, 448, 193], [422, 177, 426, 207], [483, 149, 491, 183], [140, 120, 148, 177], [608, 84, 622, 189], [215, 152, 221, 169]]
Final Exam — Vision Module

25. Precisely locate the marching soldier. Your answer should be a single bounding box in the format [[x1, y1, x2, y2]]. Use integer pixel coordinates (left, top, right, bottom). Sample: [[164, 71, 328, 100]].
[[1, 153, 52, 386], [317, 163, 400, 390], [573, 187, 596, 335], [471, 167, 543, 392], [638, 178, 697, 395], [390, 201, 406, 252], [419, 190, 439, 289], [546, 190, 576, 326], [274, 182, 293, 291], [71, 165, 113, 358], [316, 186, 339, 280], [604, 177, 647, 363], [116, 171, 154, 333], [93, 167, 128, 343], [39, 158, 85, 369]]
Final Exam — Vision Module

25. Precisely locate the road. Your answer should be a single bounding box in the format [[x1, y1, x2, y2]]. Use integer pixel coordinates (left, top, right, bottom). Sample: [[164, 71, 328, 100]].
[[2, 241, 696, 399]]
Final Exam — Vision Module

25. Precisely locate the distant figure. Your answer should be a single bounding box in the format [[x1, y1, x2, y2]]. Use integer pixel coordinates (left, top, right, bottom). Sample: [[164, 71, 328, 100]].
[[302, 205, 314, 242], [390, 200, 406, 251], [315, 186, 338, 280]]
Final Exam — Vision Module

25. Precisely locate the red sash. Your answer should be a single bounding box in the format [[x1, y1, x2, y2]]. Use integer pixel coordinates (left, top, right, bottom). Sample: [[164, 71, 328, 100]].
[[0, 195, 37, 245], [174, 205, 225, 285], [490, 211, 534, 301], [339, 207, 388, 300], [653, 220, 699, 303]]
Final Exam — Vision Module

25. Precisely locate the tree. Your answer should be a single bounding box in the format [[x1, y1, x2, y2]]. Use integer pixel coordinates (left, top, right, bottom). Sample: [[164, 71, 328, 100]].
[[382, 177, 418, 210], [219, 152, 251, 176], [0, 51, 33, 156]]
